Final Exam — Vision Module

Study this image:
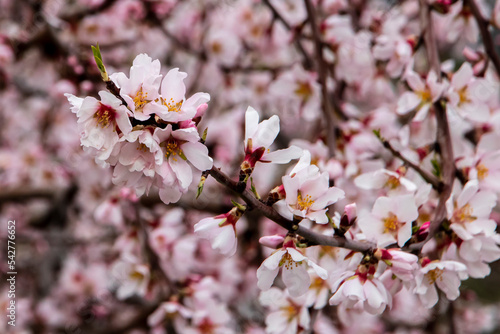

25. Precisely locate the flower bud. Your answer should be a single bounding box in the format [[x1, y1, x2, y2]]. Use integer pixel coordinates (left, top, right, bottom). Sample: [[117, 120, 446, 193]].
[[259, 235, 285, 249], [416, 221, 430, 242]]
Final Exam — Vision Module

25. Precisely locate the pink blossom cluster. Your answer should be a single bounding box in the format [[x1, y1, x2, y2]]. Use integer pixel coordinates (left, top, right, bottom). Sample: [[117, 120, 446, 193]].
[[66, 54, 213, 204]]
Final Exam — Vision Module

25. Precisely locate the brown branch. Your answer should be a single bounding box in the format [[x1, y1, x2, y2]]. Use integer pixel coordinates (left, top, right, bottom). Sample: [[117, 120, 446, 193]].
[[208, 166, 373, 252], [262, 0, 314, 70], [58, 0, 117, 22], [410, 1, 455, 252], [379, 137, 443, 191], [0, 188, 57, 203], [303, 0, 339, 156], [464, 0, 500, 77]]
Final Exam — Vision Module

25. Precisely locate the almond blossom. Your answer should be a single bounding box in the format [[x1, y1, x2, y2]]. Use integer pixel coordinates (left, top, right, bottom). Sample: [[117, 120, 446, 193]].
[[329, 263, 392, 315], [274, 151, 345, 224], [65, 90, 132, 163], [357, 194, 418, 247], [446, 180, 497, 241], [446, 62, 495, 122], [194, 207, 244, 257], [256, 237, 328, 297], [241, 106, 302, 178], [396, 70, 446, 122], [259, 288, 310, 334], [147, 68, 211, 123], [109, 53, 162, 121], [154, 124, 213, 190], [413, 259, 468, 308]]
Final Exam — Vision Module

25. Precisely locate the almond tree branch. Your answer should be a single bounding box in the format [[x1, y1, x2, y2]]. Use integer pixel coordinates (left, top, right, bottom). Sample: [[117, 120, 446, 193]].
[[208, 166, 373, 252], [262, 0, 314, 70], [410, 0, 455, 251], [303, 0, 338, 156], [379, 137, 443, 191], [464, 0, 500, 77]]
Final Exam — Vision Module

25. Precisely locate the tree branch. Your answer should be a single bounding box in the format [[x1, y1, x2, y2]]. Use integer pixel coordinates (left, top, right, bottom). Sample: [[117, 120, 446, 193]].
[[379, 137, 443, 191], [262, 0, 314, 70], [464, 0, 500, 77], [208, 166, 373, 252], [303, 0, 339, 156], [410, 0, 455, 251]]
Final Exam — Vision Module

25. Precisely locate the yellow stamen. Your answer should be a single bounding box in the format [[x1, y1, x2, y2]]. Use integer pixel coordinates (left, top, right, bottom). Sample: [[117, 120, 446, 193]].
[[476, 164, 489, 181], [297, 192, 315, 211], [160, 97, 183, 113], [425, 268, 444, 285], [294, 81, 312, 100], [385, 175, 400, 189], [133, 86, 149, 111], [458, 87, 469, 104], [452, 203, 476, 224], [383, 212, 399, 233], [417, 89, 431, 103], [279, 252, 301, 269]]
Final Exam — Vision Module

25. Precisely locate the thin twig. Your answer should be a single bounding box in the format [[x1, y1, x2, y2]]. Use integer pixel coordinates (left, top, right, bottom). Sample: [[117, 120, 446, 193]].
[[262, 0, 314, 69], [410, 0, 455, 251], [464, 0, 500, 77], [208, 166, 373, 252], [303, 0, 338, 156], [379, 137, 443, 191]]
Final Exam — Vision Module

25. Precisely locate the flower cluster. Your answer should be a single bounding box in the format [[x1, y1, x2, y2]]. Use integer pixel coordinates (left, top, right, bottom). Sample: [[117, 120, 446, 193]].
[[66, 54, 213, 204]]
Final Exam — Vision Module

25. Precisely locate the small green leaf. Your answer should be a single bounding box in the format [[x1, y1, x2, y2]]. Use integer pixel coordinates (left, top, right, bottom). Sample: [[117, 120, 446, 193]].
[[250, 177, 260, 200], [431, 158, 441, 178], [231, 200, 246, 212], [372, 129, 381, 139], [201, 128, 208, 142], [91, 44, 108, 81], [196, 176, 206, 199]]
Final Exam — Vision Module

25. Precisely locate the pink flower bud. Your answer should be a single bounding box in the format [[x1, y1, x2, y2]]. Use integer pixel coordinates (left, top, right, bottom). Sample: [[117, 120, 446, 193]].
[[416, 221, 430, 242], [344, 203, 357, 224], [259, 235, 285, 249], [463, 47, 481, 62], [195, 103, 208, 118]]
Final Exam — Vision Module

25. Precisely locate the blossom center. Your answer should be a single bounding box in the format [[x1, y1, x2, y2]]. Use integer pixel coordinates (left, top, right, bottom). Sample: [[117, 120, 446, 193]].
[[133, 86, 149, 111], [198, 318, 215, 334], [417, 89, 431, 103], [383, 212, 399, 233], [281, 303, 300, 322], [297, 192, 314, 211], [452, 204, 476, 224], [163, 139, 182, 161], [385, 175, 400, 189], [476, 163, 488, 181], [160, 97, 183, 113], [425, 268, 443, 285], [458, 87, 469, 104], [279, 252, 300, 269], [294, 81, 312, 100], [136, 143, 149, 153], [94, 103, 116, 128]]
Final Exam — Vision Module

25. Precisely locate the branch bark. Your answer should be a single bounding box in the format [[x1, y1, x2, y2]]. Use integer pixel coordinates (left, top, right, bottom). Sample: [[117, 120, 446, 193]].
[[410, 0, 455, 251], [208, 166, 373, 253], [464, 0, 500, 77]]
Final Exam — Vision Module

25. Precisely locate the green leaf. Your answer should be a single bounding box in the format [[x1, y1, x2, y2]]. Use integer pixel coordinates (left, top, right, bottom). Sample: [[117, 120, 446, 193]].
[[196, 176, 206, 199], [372, 129, 381, 139], [431, 158, 441, 178], [201, 128, 208, 142], [250, 177, 260, 200], [230, 200, 246, 212], [91, 44, 108, 81]]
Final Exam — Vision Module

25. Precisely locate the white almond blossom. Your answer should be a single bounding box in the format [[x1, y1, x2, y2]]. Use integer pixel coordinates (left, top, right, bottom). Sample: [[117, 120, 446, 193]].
[[257, 240, 328, 297]]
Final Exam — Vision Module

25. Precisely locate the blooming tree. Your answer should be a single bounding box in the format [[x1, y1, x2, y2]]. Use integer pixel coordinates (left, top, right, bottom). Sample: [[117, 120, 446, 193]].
[[4, 0, 500, 333]]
